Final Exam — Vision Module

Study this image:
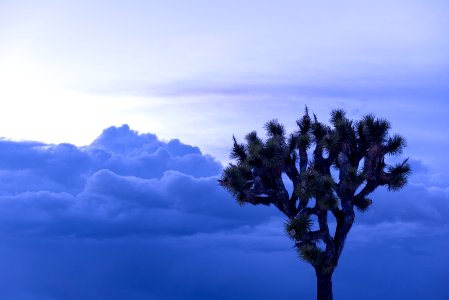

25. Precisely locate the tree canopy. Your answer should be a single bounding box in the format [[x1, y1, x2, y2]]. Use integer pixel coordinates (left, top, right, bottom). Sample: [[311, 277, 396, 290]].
[[219, 108, 411, 300]]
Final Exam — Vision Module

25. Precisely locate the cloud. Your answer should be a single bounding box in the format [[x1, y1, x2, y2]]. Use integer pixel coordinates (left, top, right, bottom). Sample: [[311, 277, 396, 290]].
[[0, 125, 447, 299], [0, 125, 447, 241], [0, 125, 277, 239], [354, 158, 449, 227], [0, 128, 310, 299]]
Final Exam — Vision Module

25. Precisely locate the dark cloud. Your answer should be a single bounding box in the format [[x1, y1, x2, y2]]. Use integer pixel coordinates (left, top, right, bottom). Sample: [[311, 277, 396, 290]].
[[0, 125, 273, 239], [0, 125, 446, 240], [0, 125, 447, 299], [353, 157, 449, 228]]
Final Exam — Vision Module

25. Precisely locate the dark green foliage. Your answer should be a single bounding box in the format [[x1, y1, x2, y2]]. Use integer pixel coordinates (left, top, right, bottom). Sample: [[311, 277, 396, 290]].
[[297, 243, 325, 266], [245, 131, 262, 146], [230, 135, 246, 162], [328, 110, 356, 157], [386, 159, 411, 191], [293, 107, 313, 152], [295, 169, 336, 206], [287, 134, 299, 152], [219, 107, 410, 299], [384, 134, 406, 155], [295, 170, 317, 201], [244, 131, 263, 166], [354, 197, 373, 212], [344, 166, 365, 191], [220, 108, 410, 208], [285, 214, 312, 240], [261, 137, 286, 169], [297, 107, 312, 134], [360, 114, 391, 143], [330, 109, 347, 126], [320, 193, 339, 210], [298, 134, 312, 150], [265, 119, 285, 137], [221, 164, 251, 203], [311, 116, 328, 141]]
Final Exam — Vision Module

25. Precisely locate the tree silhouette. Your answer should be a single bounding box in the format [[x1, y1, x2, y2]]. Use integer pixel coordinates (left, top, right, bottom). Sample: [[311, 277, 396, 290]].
[[219, 108, 411, 300]]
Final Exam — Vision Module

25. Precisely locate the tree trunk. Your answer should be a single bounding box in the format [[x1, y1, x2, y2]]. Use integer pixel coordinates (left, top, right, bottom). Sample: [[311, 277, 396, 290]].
[[316, 271, 333, 300]]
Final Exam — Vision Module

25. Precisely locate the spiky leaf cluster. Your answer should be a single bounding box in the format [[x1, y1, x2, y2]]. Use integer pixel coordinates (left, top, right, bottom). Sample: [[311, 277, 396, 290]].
[[294, 169, 337, 209], [354, 197, 373, 212], [386, 159, 411, 191], [220, 108, 411, 275], [297, 243, 325, 266], [343, 166, 365, 192], [360, 114, 391, 144], [384, 134, 406, 155], [244, 131, 263, 165], [311, 115, 329, 142], [261, 136, 287, 171], [265, 119, 286, 137], [230, 136, 246, 162], [295, 108, 312, 150], [326, 110, 355, 156], [219, 120, 291, 207], [285, 214, 312, 240], [220, 164, 251, 203]]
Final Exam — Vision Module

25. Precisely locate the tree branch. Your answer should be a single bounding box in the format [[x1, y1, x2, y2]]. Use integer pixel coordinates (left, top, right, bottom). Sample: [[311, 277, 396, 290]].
[[284, 156, 300, 215], [332, 204, 354, 265]]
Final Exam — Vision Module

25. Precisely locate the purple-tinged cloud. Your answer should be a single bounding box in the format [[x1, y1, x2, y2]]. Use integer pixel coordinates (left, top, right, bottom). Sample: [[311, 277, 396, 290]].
[[0, 125, 447, 299], [0, 125, 276, 239]]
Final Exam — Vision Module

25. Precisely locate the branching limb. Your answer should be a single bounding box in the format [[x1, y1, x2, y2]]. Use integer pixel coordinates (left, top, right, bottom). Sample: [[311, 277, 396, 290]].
[[333, 205, 355, 265], [284, 154, 300, 215], [220, 108, 411, 281]]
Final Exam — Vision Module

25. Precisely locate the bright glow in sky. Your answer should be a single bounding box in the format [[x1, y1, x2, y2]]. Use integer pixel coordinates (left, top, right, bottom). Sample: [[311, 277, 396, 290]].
[[1, 1, 448, 155]]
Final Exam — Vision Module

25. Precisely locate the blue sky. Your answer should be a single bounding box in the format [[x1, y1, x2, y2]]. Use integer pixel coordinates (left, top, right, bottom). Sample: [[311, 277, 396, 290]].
[[0, 1, 448, 299]]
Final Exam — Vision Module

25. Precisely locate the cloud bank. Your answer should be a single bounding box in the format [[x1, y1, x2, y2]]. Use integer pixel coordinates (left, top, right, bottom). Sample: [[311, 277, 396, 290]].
[[0, 125, 280, 240], [0, 125, 447, 299]]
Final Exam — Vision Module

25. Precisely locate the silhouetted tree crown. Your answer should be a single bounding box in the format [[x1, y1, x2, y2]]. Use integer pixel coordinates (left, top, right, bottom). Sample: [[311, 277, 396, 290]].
[[219, 108, 410, 300]]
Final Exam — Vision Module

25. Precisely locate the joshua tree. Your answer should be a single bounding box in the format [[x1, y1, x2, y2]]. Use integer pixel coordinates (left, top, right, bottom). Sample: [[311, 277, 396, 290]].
[[219, 108, 410, 300]]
